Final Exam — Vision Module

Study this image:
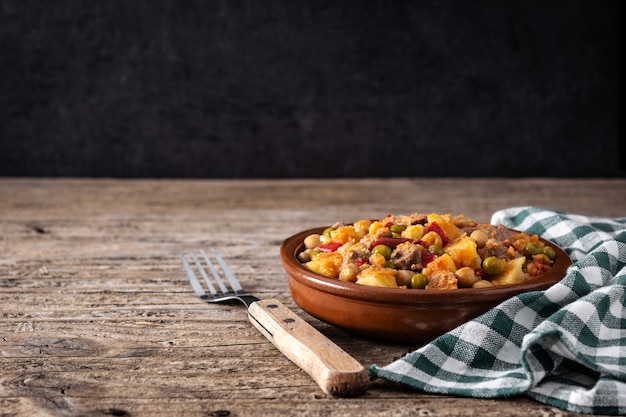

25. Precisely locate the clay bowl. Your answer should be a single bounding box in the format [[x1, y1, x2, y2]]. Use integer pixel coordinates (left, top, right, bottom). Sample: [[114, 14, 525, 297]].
[[280, 227, 572, 345]]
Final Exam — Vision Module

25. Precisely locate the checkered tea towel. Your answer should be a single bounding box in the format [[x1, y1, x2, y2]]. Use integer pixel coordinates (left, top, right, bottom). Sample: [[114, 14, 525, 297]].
[[369, 207, 626, 415]]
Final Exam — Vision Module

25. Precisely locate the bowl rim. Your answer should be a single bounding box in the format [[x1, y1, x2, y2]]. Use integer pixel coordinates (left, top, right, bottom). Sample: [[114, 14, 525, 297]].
[[280, 226, 573, 305]]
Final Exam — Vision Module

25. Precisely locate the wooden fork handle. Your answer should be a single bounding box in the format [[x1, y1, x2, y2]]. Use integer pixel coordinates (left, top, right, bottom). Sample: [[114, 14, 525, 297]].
[[247, 298, 369, 397]]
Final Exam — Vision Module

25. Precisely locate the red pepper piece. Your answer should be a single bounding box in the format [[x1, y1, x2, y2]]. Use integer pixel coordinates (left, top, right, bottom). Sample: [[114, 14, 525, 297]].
[[317, 242, 343, 252], [475, 268, 489, 278], [528, 260, 550, 276], [421, 250, 438, 265], [425, 222, 449, 246], [372, 237, 414, 249]]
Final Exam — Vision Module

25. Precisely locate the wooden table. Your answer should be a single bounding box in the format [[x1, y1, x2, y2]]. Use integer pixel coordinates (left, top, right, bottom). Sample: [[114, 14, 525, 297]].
[[1, 178, 624, 416]]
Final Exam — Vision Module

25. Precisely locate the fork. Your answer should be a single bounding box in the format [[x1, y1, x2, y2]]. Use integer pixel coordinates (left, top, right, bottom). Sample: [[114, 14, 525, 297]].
[[181, 248, 369, 397]]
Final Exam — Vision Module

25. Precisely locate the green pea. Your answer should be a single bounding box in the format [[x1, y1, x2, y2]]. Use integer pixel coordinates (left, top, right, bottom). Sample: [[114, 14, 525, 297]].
[[428, 244, 444, 255], [411, 273, 429, 289], [322, 227, 335, 238], [384, 260, 395, 269], [372, 244, 392, 259], [483, 256, 505, 276], [543, 246, 556, 260], [390, 224, 406, 235], [523, 242, 543, 256]]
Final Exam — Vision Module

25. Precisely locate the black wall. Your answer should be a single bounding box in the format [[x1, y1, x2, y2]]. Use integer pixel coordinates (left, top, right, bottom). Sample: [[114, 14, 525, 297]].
[[1, 0, 623, 178]]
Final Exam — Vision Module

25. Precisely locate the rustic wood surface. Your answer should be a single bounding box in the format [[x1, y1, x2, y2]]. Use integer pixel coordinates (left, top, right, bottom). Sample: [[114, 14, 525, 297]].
[[1, 178, 624, 417]]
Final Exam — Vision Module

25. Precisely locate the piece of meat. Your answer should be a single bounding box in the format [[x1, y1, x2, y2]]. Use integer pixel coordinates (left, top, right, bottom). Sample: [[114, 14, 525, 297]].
[[344, 243, 370, 265], [425, 270, 458, 290], [465, 224, 515, 260], [390, 242, 423, 271]]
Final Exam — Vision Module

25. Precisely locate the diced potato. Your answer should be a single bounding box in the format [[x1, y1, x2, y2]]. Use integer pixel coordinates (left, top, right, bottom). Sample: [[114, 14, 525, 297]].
[[421, 231, 443, 247], [426, 213, 464, 242], [330, 226, 360, 244], [353, 219, 372, 238], [368, 221, 385, 236], [305, 252, 343, 278], [369, 252, 387, 266], [401, 224, 425, 240], [356, 265, 398, 288], [422, 253, 457, 278], [490, 257, 526, 286], [445, 236, 482, 269]]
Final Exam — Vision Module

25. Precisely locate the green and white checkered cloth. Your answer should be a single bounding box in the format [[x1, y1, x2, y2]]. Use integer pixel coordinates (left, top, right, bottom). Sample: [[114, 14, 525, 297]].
[[369, 207, 626, 415]]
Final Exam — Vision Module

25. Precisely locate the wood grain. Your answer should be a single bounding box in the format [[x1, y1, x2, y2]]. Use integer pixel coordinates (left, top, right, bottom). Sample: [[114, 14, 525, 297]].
[[1, 178, 624, 416]]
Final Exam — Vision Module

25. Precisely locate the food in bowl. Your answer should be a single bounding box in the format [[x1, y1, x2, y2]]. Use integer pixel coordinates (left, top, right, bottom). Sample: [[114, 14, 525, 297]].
[[297, 212, 557, 290], [280, 217, 571, 344]]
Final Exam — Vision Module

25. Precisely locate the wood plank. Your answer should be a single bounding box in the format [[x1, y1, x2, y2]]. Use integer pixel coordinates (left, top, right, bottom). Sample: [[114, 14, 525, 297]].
[[1, 178, 623, 416]]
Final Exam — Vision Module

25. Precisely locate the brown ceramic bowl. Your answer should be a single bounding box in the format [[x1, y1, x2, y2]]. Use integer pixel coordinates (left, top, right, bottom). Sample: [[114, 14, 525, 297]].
[[280, 227, 572, 345]]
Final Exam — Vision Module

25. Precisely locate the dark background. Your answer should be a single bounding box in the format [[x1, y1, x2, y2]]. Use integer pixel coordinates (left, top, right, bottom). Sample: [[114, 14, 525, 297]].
[[1, 0, 623, 178]]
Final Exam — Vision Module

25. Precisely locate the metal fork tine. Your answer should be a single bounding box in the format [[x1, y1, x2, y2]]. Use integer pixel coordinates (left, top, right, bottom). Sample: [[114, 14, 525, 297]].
[[181, 253, 207, 298], [190, 252, 219, 296], [199, 249, 230, 295], [210, 248, 244, 294]]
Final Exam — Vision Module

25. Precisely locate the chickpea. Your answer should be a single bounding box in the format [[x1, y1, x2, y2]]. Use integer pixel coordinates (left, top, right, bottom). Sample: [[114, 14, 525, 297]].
[[455, 267, 480, 288], [395, 270, 414, 287], [472, 279, 494, 289], [303, 234, 321, 249], [470, 229, 488, 248], [339, 263, 360, 282], [297, 249, 313, 263]]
